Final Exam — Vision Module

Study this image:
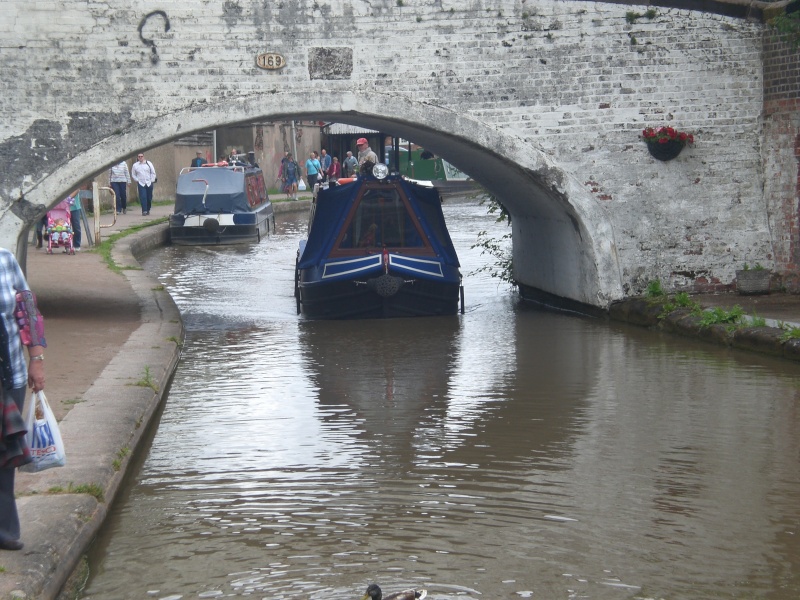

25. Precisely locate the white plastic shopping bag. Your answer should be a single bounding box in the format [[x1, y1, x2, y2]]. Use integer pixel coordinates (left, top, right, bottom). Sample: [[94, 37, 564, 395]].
[[20, 390, 66, 472], [297, 178, 306, 191]]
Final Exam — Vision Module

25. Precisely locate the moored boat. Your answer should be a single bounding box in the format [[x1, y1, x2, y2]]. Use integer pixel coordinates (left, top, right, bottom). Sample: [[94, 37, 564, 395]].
[[295, 165, 463, 319], [169, 162, 274, 245]]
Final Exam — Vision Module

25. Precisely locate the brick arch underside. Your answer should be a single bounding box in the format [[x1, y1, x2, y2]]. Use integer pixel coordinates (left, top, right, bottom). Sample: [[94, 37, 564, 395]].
[[14, 91, 624, 308]]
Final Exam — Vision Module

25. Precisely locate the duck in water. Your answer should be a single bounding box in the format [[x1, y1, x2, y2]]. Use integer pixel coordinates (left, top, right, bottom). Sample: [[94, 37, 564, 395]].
[[361, 583, 427, 600]]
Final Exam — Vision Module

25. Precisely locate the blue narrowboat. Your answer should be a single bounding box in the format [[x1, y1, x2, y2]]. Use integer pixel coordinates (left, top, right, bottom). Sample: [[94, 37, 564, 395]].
[[169, 163, 274, 245], [295, 165, 463, 319]]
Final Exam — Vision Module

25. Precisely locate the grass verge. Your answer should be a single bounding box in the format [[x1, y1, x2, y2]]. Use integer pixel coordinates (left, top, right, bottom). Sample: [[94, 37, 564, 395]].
[[89, 217, 168, 274]]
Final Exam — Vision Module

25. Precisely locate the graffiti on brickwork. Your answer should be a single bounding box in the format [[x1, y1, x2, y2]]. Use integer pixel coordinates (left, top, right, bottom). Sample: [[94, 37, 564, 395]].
[[138, 10, 171, 65]]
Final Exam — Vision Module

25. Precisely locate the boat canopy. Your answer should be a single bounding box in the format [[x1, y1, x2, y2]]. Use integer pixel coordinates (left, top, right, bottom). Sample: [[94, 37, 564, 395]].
[[298, 177, 460, 269], [175, 167, 259, 214]]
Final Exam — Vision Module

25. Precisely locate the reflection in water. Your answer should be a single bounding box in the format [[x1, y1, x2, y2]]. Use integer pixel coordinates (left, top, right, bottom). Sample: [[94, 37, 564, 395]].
[[80, 199, 800, 599], [301, 317, 460, 457]]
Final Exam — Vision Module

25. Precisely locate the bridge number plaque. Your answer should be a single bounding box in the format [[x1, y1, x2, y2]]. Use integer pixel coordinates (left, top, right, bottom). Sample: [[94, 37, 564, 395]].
[[256, 53, 286, 70]]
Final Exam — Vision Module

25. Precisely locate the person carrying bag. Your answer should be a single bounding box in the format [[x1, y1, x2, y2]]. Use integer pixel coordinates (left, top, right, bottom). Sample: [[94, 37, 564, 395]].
[[0, 248, 47, 551]]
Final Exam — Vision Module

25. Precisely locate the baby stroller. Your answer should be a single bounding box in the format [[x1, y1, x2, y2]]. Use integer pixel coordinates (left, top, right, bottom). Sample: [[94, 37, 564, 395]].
[[45, 198, 75, 255]]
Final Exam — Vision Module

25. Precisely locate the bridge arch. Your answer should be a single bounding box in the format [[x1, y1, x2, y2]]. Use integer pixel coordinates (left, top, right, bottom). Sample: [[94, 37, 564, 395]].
[[15, 90, 623, 308]]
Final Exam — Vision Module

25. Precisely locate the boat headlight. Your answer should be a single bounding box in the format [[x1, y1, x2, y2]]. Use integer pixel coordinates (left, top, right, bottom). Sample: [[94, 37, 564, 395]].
[[372, 162, 389, 180]]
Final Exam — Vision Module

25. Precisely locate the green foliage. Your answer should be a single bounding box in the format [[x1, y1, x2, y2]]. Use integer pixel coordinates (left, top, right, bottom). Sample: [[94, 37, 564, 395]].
[[134, 365, 159, 392], [742, 262, 766, 271], [47, 482, 105, 503], [112, 447, 130, 472], [645, 8, 657, 19], [780, 325, 800, 342], [91, 217, 168, 274], [657, 291, 701, 319], [749, 314, 767, 328], [770, 10, 800, 48], [626, 11, 641, 24], [697, 305, 744, 328], [470, 192, 514, 286], [645, 280, 665, 298], [673, 292, 694, 307], [167, 335, 183, 347], [471, 230, 514, 284]]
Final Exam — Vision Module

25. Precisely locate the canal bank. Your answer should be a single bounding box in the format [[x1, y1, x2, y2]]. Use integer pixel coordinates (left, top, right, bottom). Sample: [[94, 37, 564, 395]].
[[608, 293, 800, 362], [1, 193, 798, 599]]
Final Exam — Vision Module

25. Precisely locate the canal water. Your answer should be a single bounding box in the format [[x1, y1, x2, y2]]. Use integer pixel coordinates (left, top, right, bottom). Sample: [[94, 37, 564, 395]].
[[81, 197, 800, 599]]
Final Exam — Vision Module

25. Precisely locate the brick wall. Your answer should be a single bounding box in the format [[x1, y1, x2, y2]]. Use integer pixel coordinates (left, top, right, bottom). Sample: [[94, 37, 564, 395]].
[[763, 29, 800, 291]]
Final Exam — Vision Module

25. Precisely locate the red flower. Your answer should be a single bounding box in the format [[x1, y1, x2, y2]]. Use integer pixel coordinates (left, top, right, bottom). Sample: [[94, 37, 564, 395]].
[[641, 125, 695, 146]]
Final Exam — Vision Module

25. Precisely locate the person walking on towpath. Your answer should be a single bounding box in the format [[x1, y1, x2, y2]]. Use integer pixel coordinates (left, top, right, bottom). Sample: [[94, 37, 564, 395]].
[[109, 160, 131, 215], [131, 152, 157, 216]]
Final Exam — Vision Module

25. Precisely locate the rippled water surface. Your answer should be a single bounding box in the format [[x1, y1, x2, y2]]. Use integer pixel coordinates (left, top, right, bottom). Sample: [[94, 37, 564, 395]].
[[81, 197, 800, 600]]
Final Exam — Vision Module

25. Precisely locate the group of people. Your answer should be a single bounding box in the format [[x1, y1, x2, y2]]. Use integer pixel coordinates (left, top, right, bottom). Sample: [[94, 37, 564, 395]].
[[35, 150, 155, 252], [278, 138, 379, 200], [108, 152, 157, 216]]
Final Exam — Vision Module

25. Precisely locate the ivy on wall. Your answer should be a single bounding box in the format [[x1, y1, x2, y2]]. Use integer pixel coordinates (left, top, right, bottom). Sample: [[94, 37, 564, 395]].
[[770, 2, 800, 48]]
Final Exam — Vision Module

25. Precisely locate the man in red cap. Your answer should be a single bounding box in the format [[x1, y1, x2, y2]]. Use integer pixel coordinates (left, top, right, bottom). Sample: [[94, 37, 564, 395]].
[[356, 137, 378, 175]]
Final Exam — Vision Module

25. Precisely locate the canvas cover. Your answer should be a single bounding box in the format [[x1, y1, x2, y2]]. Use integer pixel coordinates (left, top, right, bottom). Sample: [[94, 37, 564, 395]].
[[174, 167, 256, 214], [298, 177, 460, 269]]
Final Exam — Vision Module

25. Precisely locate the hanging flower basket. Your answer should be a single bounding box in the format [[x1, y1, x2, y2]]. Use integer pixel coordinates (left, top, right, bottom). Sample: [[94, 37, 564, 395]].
[[641, 126, 695, 162], [646, 140, 685, 161]]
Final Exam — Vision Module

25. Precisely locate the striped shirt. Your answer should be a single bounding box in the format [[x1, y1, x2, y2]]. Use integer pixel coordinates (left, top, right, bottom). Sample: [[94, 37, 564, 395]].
[[109, 161, 131, 183]]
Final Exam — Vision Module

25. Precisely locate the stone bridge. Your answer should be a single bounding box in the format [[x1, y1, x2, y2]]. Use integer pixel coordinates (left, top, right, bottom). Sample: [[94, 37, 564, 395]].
[[2, 0, 798, 310]]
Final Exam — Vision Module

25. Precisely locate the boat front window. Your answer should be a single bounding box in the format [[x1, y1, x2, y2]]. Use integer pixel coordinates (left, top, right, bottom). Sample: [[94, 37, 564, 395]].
[[336, 188, 426, 251]]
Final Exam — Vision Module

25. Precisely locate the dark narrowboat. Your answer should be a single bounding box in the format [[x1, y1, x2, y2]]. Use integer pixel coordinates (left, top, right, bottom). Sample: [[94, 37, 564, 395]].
[[169, 162, 274, 245], [295, 164, 463, 319]]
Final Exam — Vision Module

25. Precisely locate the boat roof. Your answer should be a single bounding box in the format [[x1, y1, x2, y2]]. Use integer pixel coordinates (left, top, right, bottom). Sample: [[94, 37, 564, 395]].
[[298, 176, 460, 269], [175, 165, 266, 215]]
